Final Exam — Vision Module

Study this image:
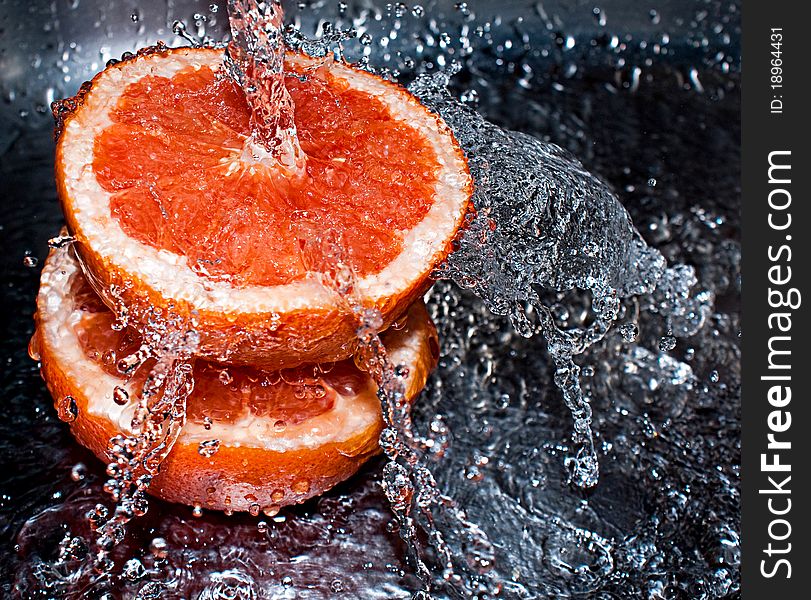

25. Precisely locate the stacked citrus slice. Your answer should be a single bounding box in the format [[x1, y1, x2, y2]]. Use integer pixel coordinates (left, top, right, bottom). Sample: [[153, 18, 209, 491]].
[[35, 45, 471, 511]]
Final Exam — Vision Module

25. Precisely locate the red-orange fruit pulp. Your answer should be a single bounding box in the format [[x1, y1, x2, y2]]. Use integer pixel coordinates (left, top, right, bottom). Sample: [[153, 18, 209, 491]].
[[93, 60, 442, 287]]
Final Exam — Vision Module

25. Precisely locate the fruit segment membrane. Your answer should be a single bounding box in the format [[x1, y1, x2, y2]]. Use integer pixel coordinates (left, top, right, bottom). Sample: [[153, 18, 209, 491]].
[[72, 278, 367, 427], [92, 61, 442, 287]]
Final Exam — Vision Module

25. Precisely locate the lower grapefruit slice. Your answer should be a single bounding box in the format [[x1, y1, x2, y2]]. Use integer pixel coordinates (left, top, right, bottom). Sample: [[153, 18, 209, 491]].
[[34, 246, 439, 513], [55, 46, 471, 369]]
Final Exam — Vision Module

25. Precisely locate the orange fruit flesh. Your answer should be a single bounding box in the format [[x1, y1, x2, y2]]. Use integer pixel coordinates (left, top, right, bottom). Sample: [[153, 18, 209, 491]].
[[72, 277, 369, 428], [93, 60, 442, 287]]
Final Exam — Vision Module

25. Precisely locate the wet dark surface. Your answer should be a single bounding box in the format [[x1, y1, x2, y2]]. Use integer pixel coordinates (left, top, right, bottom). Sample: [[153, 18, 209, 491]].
[[1, 1, 739, 598]]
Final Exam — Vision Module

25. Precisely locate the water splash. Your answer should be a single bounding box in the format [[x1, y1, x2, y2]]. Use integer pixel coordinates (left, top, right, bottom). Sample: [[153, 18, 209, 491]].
[[300, 229, 499, 597], [224, 0, 305, 170], [91, 318, 199, 585], [406, 69, 714, 490]]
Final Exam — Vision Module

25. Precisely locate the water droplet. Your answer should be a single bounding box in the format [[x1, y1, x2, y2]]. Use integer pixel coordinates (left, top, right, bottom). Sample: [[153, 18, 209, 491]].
[[27, 335, 41, 361], [47, 234, 76, 248], [116, 353, 142, 374], [465, 465, 484, 481], [149, 537, 168, 559], [192, 503, 203, 517], [123, 557, 146, 581], [70, 462, 87, 482], [132, 493, 149, 517], [218, 369, 233, 385], [659, 336, 677, 352], [460, 89, 479, 105], [112, 386, 129, 406], [57, 396, 79, 423], [620, 322, 639, 342], [292, 479, 310, 494], [455, 2, 470, 17], [198, 439, 221, 457], [22, 255, 38, 268]]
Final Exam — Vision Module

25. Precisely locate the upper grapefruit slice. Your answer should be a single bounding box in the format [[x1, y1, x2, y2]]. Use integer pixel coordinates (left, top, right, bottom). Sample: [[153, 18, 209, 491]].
[[33, 245, 439, 513], [55, 46, 471, 369]]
